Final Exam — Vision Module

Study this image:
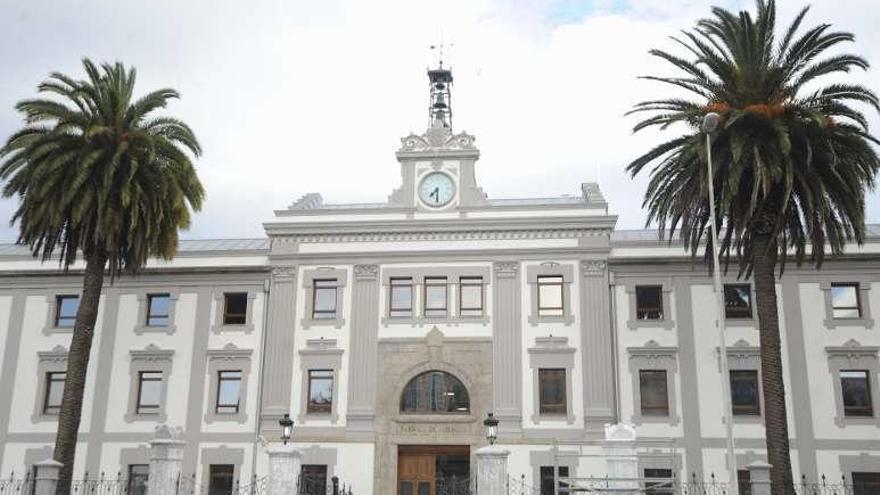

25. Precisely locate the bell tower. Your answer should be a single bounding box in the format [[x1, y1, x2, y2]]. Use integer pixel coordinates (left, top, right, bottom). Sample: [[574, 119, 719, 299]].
[[427, 66, 453, 129]]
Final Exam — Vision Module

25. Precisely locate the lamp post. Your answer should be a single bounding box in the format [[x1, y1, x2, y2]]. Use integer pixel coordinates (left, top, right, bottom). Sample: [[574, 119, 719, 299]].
[[703, 112, 739, 495], [483, 412, 499, 446], [279, 413, 293, 445]]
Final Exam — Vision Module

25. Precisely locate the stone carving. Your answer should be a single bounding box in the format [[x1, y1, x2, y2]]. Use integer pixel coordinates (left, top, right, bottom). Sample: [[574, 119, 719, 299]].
[[603, 423, 638, 492], [399, 129, 477, 152], [131, 344, 174, 362], [826, 339, 879, 359], [627, 340, 677, 363], [153, 424, 185, 441], [305, 338, 339, 350], [271, 266, 297, 280], [581, 182, 606, 203], [581, 260, 606, 274], [37, 345, 69, 363], [354, 264, 380, 280], [289, 193, 324, 210], [493, 261, 520, 275]]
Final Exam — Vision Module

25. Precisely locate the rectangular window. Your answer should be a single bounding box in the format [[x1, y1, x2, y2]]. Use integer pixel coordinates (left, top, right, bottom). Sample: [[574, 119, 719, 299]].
[[459, 277, 484, 317], [43, 372, 66, 415], [831, 283, 862, 318], [537, 276, 564, 316], [208, 465, 234, 495], [216, 370, 242, 414], [424, 277, 448, 317], [635, 286, 663, 320], [136, 371, 163, 415], [55, 295, 79, 327], [639, 370, 669, 416], [644, 468, 673, 495], [841, 370, 873, 417], [307, 370, 334, 415], [146, 294, 171, 327], [128, 465, 149, 495], [312, 279, 337, 320], [539, 466, 569, 495], [737, 470, 752, 495], [538, 368, 567, 415], [724, 284, 752, 319], [853, 472, 880, 495], [730, 370, 760, 415], [300, 465, 328, 495], [390, 278, 413, 318], [223, 293, 248, 325]]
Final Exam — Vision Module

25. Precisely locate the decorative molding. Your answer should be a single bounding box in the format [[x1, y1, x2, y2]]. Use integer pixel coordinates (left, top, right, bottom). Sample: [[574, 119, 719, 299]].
[[354, 264, 380, 280], [399, 129, 476, 152], [37, 345, 69, 363], [278, 228, 609, 245], [493, 261, 519, 276], [271, 266, 297, 280], [627, 340, 678, 361], [580, 260, 606, 275], [825, 339, 880, 359]]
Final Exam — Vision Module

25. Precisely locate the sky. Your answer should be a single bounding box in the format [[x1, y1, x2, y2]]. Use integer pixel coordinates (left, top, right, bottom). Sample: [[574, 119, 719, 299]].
[[0, 0, 879, 240]]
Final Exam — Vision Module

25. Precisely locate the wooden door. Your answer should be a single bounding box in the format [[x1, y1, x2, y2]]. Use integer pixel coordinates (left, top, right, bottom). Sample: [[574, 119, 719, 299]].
[[398, 453, 435, 495]]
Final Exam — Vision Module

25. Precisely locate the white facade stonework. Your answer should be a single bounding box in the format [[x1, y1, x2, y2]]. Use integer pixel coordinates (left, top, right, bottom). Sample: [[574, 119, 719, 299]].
[[0, 68, 879, 494]]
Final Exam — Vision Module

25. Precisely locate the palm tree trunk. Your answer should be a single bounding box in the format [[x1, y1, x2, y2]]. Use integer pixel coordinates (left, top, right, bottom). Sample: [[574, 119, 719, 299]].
[[52, 250, 107, 494], [751, 232, 794, 495]]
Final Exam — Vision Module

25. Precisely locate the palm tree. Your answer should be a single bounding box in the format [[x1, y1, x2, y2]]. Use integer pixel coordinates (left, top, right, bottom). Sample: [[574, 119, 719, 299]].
[[0, 59, 204, 491], [627, 1, 879, 493]]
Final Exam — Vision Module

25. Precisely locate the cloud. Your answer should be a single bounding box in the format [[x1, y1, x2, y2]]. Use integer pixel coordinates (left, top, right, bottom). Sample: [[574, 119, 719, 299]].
[[0, 0, 878, 241]]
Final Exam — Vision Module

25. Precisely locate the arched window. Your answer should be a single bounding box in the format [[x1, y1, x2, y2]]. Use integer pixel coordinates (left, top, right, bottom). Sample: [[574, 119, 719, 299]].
[[400, 370, 470, 414]]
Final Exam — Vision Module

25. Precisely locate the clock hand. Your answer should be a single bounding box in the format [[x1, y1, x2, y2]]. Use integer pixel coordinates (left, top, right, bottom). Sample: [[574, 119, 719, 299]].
[[430, 187, 439, 203]]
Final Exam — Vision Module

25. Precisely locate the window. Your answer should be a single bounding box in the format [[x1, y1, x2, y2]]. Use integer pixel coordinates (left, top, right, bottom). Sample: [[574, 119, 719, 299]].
[[146, 294, 171, 327], [136, 371, 163, 415], [459, 277, 483, 317], [635, 286, 663, 320], [42, 372, 65, 415], [312, 280, 337, 320], [724, 284, 752, 319], [644, 468, 673, 495], [639, 370, 669, 416], [55, 295, 79, 327], [737, 470, 752, 495], [208, 465, 234, 495], [400, 370, 470, 414], [215, 370, 242, 414], [424, 277, 448, 317], [538, 368, 567, 415], [841, 370, 873, 417], [390, 278, 414, 318], [539, 466, 569, 495], [853, 472, 880, 495], [128, 465, 149, 495], [300, 465, 328, 495], [730, 370, 760, 415], [307, 370, 334, 415], [537, 276, 564, 316], [222, 293, 248, 325], [832, 283, 862, 318]]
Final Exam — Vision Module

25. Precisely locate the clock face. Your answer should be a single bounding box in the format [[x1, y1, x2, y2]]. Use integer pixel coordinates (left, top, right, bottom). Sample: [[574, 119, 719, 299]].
[[419, 172, 456, 207]]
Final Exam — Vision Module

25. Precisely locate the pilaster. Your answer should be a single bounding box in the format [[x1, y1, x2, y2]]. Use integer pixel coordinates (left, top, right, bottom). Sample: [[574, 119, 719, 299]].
[[492, 261, 522, 433], [261, 266, 298, 433], [346, 264, 380, 436], [580, 260, 616, 434]]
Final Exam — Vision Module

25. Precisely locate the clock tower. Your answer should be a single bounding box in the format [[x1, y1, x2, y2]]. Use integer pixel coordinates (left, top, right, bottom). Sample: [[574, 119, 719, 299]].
[[387, 65, 487, 210]]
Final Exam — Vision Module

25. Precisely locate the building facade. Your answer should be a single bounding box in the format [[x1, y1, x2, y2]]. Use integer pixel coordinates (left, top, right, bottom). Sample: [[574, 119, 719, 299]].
[[0, 67, 878, 494]]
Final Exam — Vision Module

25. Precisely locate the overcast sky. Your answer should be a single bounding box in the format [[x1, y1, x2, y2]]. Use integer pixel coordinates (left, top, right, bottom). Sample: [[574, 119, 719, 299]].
[[1, 0, 878, 241]]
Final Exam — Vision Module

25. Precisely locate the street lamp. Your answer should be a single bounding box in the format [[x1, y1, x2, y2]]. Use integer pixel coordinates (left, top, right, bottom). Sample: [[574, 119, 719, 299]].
[[279, 413, 293, 445], [483, 412, 499, 445], [703, 112, 739, 495]]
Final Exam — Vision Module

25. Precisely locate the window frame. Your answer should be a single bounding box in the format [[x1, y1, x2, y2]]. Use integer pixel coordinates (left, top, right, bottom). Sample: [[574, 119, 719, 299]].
[[215, 370, 243, 415], [635, 285, 664, 321], [730, 369, 761, 416], [399, 370, 471, 415], [207, 464, 235, 495], [389, 277, 414, 318], [423, 277, 449, 317], [127, 464, 150, 495], [624, 281, 674, 330], [311, 280, 338, 320], [536, 276, 565, 317], [526, 264, 574, 325], [146, 293, 172, 327], [42, 371, 66, 416], [205, 345, 252, 424], [840, 369, 873, 417], [306, 369, 334, 415], [458, 276, 484, 317], [628, 342, 679, 425], [54, 295, 79, 328], [134, 289, 179, 335], [826, 341, 880, 427], [638, 370, 670, 417], [135, 371, 164, 415], [125, 345, 174, 423], [301, 268, 348, 329], [211, 287, 258, 334], [33, 345, 69, 422], [528, 336, 576, 424], [821, 280, 874, 329], [538, 368, 567, 416], [723, 284, 753, 320], [298, 339, 343, 424]]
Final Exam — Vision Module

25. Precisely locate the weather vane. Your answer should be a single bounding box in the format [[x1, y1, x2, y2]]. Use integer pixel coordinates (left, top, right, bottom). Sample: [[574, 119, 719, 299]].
[[429, 39, 453, 69]]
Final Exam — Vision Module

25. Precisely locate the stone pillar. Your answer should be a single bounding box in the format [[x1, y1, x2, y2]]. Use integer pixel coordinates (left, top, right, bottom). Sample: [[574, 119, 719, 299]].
[[603, 423, 638, 493], [474, 446, 510, 495], [492, 261, 522, 433], [33, 459, 61, 495], [261, 266, 298, 434], [148, 425, 186, 495], [346, 264, 380, 436], [267, 444, 302, 495], [580, 260, 616, 434], [747, 461, 772, 495]]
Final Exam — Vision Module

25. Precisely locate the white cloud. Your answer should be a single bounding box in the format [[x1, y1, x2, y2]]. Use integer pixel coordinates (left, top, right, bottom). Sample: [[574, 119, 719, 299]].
[[0, 0, 878, 240]]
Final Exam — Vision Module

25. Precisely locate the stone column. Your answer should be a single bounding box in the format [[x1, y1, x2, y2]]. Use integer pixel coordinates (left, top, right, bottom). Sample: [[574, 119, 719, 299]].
[[580, 260, 616, 434], [33, 459, 61, 495], [148, 425, 185, 495], [603, 423, 638, 493], [747, 461, 772, 495], [267, 444, 302, 495], [261, 266, 298, 434], [492, 261, 522, 433], [474, 446, 510, 495], [346, 264, 380, 436]]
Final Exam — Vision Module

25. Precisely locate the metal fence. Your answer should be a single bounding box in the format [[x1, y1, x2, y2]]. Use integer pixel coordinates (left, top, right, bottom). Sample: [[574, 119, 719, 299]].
[[0, 472, 34, 495]]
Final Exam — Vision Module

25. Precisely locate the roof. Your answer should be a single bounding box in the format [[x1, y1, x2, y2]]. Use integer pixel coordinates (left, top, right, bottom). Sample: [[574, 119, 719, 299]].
[[0, 238, 269, 258]]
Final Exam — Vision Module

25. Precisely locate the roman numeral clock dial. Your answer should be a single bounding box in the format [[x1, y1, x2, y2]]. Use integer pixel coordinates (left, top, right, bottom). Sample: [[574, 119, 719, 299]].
[[418, 172, 455, 207]]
